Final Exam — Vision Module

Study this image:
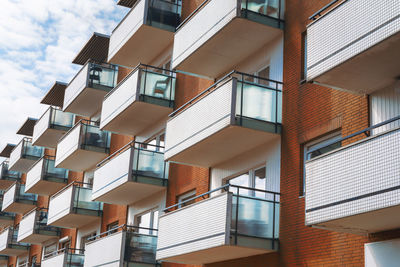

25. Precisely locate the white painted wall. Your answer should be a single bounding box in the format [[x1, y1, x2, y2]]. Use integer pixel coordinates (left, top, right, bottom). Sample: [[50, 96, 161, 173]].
[[365, 239, 400, 267], [75, 221, 101, 251], [127, 190, 166, 225]]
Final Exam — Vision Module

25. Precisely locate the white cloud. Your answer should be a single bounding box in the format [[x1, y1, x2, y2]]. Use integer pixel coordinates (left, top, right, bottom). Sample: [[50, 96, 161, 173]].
[[0, 0, 128, 155]]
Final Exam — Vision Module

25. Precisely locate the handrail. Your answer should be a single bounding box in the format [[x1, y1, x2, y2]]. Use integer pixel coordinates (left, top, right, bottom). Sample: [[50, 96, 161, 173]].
[[44, 248, 84, 260], [22, 207, 49, 219], [310, 115, 400, 159], [88, 224, 158, 242], [309, 0, 346, 21], [169, 70, 283, 118], [104, 63, 176, 100], [164, 184, 280, 212], [176, 0, 209, 31], [57, 119, 101, 144], [96, 140, 165, 168], [50, 181, 93, 200]]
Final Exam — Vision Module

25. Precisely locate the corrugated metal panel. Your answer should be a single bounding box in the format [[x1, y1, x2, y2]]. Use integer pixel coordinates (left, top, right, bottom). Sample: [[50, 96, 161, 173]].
[[165, 80, 233, 160], [371, 84, 400, 134], [72, 33, 110, 65], [41, 81, 67, 108], [306, 127, 400, 226], [307, 0, 400, 81], [156, 193, 230, 260]]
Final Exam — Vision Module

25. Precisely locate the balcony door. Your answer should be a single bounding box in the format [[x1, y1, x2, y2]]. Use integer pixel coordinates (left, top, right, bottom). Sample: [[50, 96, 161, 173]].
[[136, 208, 158, 235], [227, 166, 267, 198]]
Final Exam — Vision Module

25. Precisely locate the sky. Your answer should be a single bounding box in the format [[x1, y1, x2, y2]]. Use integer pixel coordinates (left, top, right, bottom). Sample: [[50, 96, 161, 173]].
[[0, 0, 128, 153]]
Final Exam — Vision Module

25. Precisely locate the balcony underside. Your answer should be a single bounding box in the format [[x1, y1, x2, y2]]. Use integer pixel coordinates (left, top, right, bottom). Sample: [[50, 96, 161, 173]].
[[56, 149, 108, 172], [174, 17, 282, 78], [9, 158, 37, 173], [101, 100, 172, 136], [3, 202, 36, 214], [309, 32, 400, 94], [64, 87, 109, 117], [0, 247, 28, 256], [0, 180, 17, 190], [18, 232, 58, 245], [311, 204, 400, 235], [161, 243, 275, 265], [93, 179, 166, 205], [0, 218, 13, 228], [49, 213, 101, 229], [109, 25, 173, 67], [166, 125, 279, 167], [33, 128, 68, 149], [26, 180, 67, 196]]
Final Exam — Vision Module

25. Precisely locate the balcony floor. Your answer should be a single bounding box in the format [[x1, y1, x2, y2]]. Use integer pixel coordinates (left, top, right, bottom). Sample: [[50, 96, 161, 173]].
[[312, 204, 400, 235], [26, 180, 67, 196], [18, 233, 58, 245], [0, 218, 13, 228], [64, 87, 110, 117], [160, 244, 275, 265], [33, 128, 68, 149], [93, 179, 166, 205], [3, 202, 36, 214], [9, 158, 37, 173], [56, 149, 108, 172], [101, 101, 172, 136], [48, 213, 101, 229], [173, 17, 282, 78], [166, 125, 280, 167], [309, 32, 400, 94], [0, 247, 28, 257]]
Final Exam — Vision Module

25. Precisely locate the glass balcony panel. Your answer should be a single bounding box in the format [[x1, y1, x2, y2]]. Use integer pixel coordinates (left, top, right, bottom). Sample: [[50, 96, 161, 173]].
[[241, 0, 283, 19], [147, 0, 181, 32], [44, 158, 68, 182], [133, 148, 168, 181], [23, 141, 43, 160], [65, 252, 84, 267], [125, 232, 157, 265], [140, 70, 175, 102], [73, 186, 103, 216], [81, 123, 111, 153], [88, 63, 118, 91], [17, 184, 37, 203], [51, 108, 75, 130]]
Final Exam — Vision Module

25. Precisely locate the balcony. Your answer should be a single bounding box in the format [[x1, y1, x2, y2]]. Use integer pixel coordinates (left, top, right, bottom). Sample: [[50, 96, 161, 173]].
[[0, 227, 29, 256], [84, 225, 158, 267], [0, 198, 14, 228], [9, 138, 43, 173], [165, 72, 282, 167], [63, 61, 118, 117], [0, 255, 8, 265], [306, 0, 400, 94], [55, 120, 111, 172], [2, 183, 37, 214], [157, 185, 279, 264], [47, 182, 103, 228], [93, 141, 168, 205], [32, 106, 75, 149], [100, 64, 175, 136], [17, 209, 60, 244], [108, 0, 181, 67], [42, 248, 84, 267], [172, 0, 284, 78], [26, 155, 68, 196], [305, 117, 400, 234], [0, 161, 21, 190]]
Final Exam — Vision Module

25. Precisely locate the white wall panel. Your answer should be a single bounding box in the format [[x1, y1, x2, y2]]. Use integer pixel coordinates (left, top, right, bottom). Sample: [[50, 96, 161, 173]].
[[2, 184, 16, 211], [9, 140, 24, 170], [365, 239, 400, 267], [108, 0, 146, 61], [84, 231, 124, 267], [165, 80, 233, 160], [172, 0, 238, 68], [41, 253, 65, 267], [32, 108, 51, 145], [48, 185, 73, 225], [156, 193, 230, 260], [0, 229, 10, 252], [306, 128, 400, 226], [307, 0, 400, 81], [55, 124, 81, 167], [25, 158, 44, 192], [18, 210, 36, 242], [101, 70, 139, 129], [64, 64, 89, 111], [371, 84, 400, 134]]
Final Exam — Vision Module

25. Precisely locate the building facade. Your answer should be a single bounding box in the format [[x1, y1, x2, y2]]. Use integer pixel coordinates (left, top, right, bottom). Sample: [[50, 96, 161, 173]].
[[0, 0, 399, 266]]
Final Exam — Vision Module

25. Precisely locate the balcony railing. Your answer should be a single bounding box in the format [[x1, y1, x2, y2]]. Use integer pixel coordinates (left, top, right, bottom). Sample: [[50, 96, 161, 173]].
[[48, 182, 103, 228], [2, 183, 37, 214], [108, 0, 181, 67], [306, 115, 400, 234], [93, 141, 168, 205], [172, 0, 284, 77], [0, 198, 14, 228], [63, 61, 118, 117], [17, 208, 60, 244], [165, 71, 282, 167], [55, 120, 111, 171], [100, 64, 175, 135], [84, 225, 158, 267], [0, 161, 21, 190], [42, 248, 84, 267], [306, 0, 400, 94], [9, 138, 43, 173], [26, 155, 68, 196], [32, 106, 75, 149], [0, 227, 29, 256], [157, 184, 279, 264]]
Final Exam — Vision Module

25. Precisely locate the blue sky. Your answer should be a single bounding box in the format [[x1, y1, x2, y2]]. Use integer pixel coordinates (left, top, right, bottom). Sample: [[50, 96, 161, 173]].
[[0, 0, 128, 151]]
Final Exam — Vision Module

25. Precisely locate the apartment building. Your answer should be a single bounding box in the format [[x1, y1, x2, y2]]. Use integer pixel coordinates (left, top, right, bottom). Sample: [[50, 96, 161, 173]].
[[0, 0, 398, 266]]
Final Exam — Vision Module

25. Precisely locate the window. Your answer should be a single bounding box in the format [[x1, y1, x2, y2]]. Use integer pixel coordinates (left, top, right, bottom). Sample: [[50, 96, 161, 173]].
[[245, 66, 270, 85], [301, 31, 307, 81], [227, 166, 267, 198], [142, 132, 165, 151], [83, 171, 94, 187], [107, 221, 119, 235], [177, 190, 196, 208], [136, 208, 159, 235], [302, 132, 342, 195]]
